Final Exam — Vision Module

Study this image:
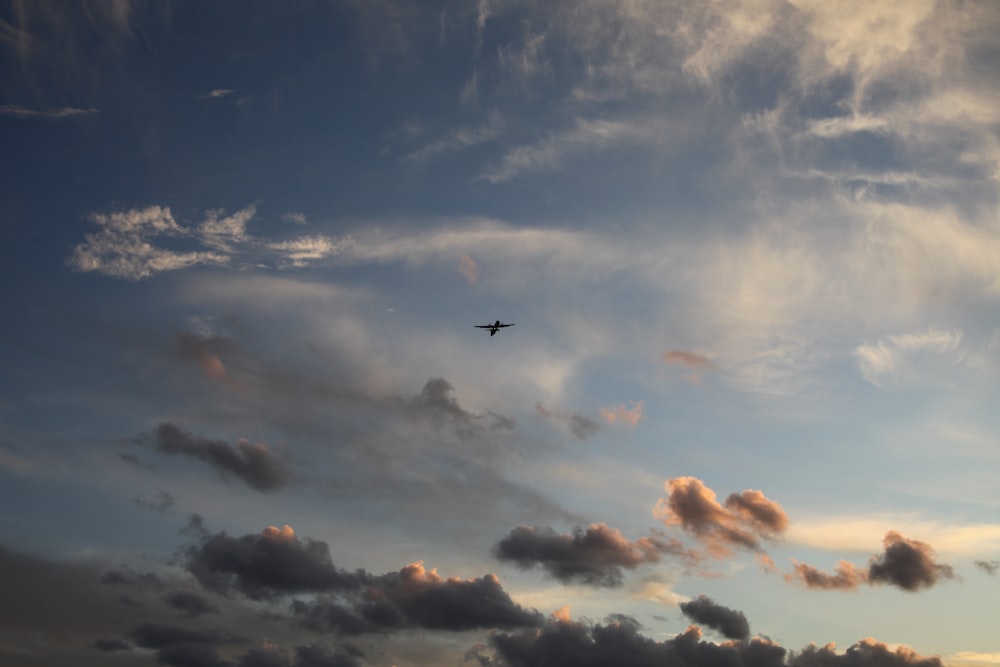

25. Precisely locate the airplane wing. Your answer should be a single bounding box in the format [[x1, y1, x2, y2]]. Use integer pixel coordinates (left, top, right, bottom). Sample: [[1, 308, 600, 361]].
[[474, 325, 492, 328]]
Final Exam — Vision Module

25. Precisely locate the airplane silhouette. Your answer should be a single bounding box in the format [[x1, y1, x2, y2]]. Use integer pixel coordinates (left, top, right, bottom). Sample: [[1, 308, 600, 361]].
[[475, 320, 515, 336]]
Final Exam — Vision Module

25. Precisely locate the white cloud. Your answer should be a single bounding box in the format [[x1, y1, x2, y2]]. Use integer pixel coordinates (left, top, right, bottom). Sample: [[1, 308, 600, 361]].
[[403, 110, 504, 163], [854, 329, 966, 389], [201, 88, 235, 99], [788, 514, 1000, 557], [479, 117, 653, 183], [267, 236, 343, 267]]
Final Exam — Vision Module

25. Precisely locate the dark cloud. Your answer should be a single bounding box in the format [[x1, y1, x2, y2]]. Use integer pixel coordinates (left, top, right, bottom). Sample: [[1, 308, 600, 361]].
[[787, 533, 954, 592], [787, 637, 945, 667], [100, 565, 164, 589], [974, 559, 999, 575], [92, 637, 129, 651], [867, 532, 955, 591], [135, 489, 176, 513], [493, 523, 685, 586], [485, 616, 945, 667], [293, 644, 363, 667], [130, 622, 242, 649], [237, 646, 290, 667], [535, 404, 601, 440], [184, 523, 365, 600], [148, 422, 291, 492], [653, 477, 788, 559], [164, 591, 219, 617], [293, 560, 543, 634], [486, 616, 786, 667], [679, 595, 750, 640]]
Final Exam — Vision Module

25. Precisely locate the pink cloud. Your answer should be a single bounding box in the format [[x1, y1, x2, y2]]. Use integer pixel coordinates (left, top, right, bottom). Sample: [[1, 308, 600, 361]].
[[458, 254, 478, 284], [600, 401, 643, 426]]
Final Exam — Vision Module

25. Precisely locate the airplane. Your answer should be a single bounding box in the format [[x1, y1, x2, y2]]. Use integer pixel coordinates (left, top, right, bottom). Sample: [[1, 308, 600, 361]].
[[475, 320, 515, 336]]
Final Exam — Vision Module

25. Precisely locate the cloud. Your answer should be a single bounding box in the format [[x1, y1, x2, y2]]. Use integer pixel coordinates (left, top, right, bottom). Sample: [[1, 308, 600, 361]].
[[679, 595, 750, 640], [653, 477, 788, 559], [787, 532, 955, 592], [69, 206, 229, 280], [282, 211, 307, 225], [0, 104, 99, 119], [485, 617, 785, 667], [201, 88, 234, 99], [786, 560, 869, 591], [493, 523, 686, 587], [867, 531, 955, 591], [663, 350, 716, 369], [479, 116, 653, 183], [134, 489, 176, 513], [163, 592, 218, 618], [536, 404, 600, 440], [293, 560, 543, 634], [459, 254, 479, 284], [600, 401, 643, 426], [176, 331, 236, 386], [402, 111, 504, 162], [145, 423, 291, 492], [974, 560, 999, 575], [183, 521, 363, 600], [854, 329, 972, 389], [266, 236, 342, 267]]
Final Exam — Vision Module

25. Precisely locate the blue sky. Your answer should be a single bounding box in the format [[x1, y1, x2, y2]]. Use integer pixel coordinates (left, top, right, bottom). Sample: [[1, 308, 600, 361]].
[[2, 2, 999, 666]]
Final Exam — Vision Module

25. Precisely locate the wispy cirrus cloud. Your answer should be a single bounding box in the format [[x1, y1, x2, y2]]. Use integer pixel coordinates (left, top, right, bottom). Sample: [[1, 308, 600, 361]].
[[0, 104, 99, 119], [479, 116, 653, 183]]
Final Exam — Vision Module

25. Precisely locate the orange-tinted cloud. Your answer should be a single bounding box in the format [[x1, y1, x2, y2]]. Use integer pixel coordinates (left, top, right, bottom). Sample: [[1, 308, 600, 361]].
[[663, 350, 715, 369], [786, 560, 869, 590], [600, 401, 643, 426], [653, 477, 788, 559], [786, 532, 954, 592], [459, 254, 478, 284]]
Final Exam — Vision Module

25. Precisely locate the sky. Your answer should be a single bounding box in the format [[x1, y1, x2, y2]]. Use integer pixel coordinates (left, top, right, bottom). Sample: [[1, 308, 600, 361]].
[[1, 1, 999, 666]]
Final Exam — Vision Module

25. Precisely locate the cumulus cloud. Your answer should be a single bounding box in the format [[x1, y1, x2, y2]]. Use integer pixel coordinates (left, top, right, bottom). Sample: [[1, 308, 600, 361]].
[[679, 595, 750, 640], [493, 523, 686, 587], [145, 423, 291, 492], [867, 531, 956, 591], [183, 522, 362, 600], [786, 560, 869, 591], [483, 614, 947, 667], [786, 532, 955, 592], [485, 617, 784, 667], [294, 560, 543, 635], [653, 477, 788, 559]]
